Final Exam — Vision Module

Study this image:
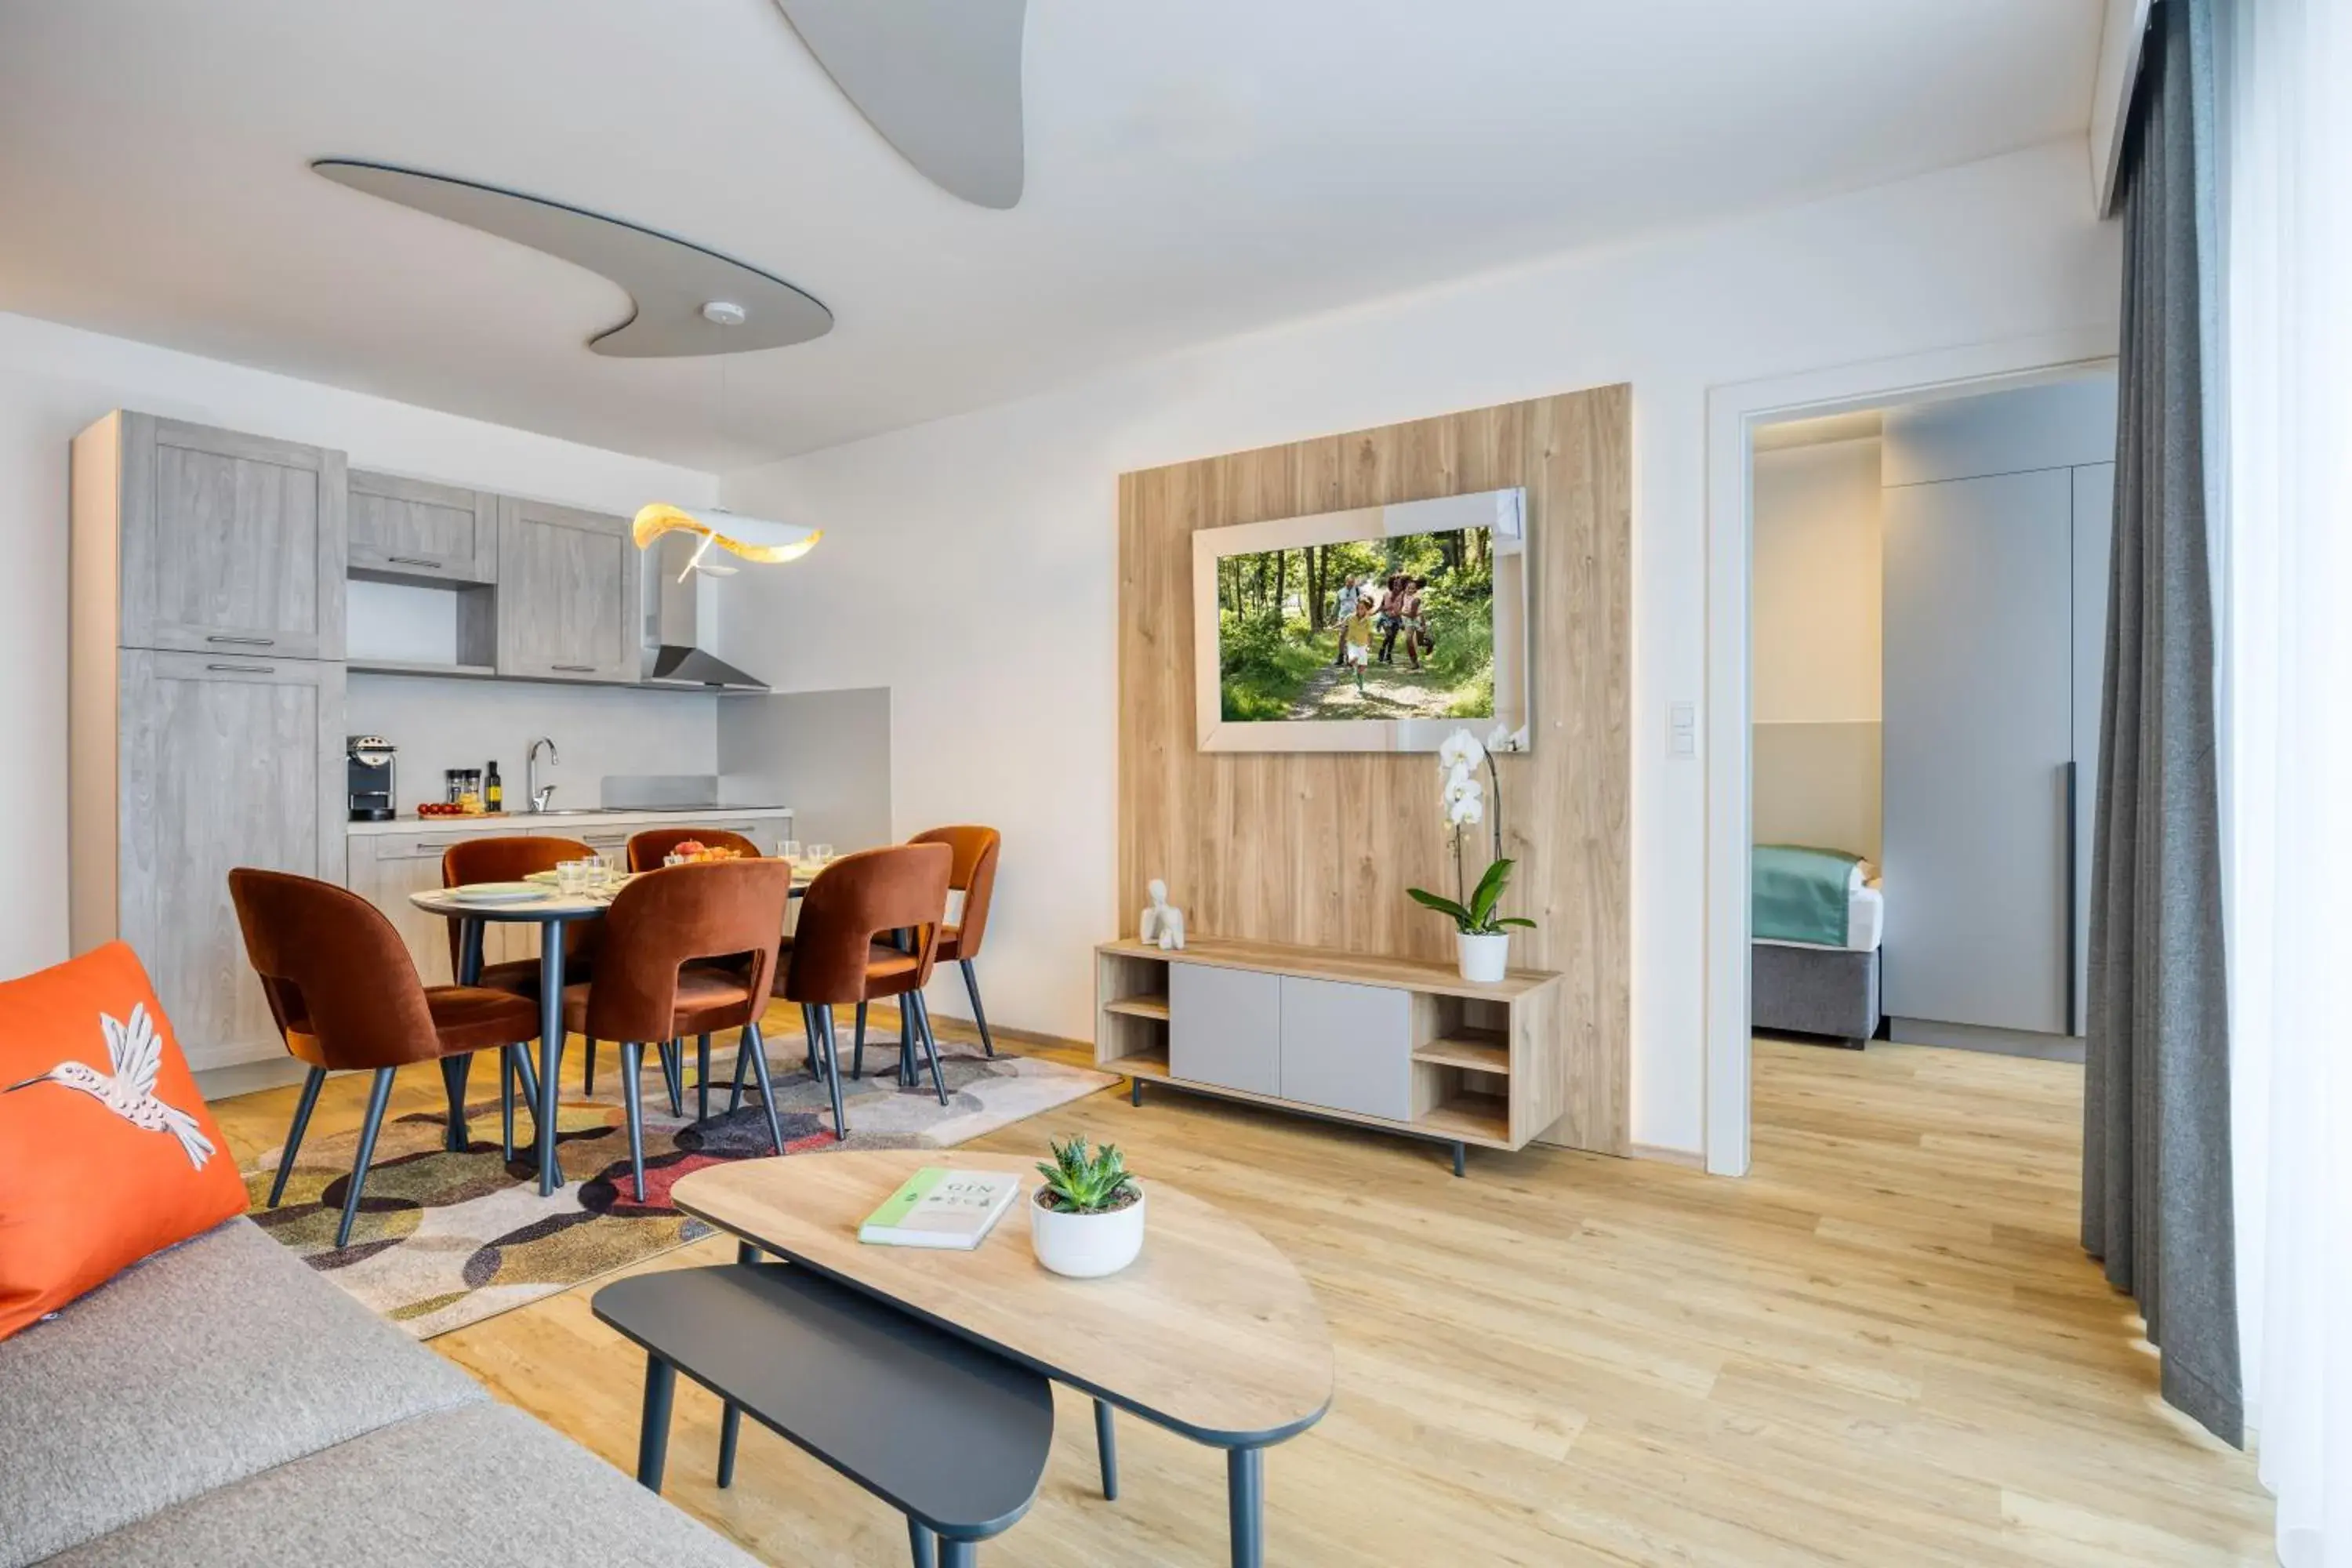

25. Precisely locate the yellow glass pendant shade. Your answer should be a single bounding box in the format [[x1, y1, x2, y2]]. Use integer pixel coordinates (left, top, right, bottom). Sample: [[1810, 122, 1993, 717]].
[[632, 503, 822, 567]]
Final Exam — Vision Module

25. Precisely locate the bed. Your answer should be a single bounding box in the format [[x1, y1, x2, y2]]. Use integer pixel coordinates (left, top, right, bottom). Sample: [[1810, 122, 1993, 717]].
[[1751, 846, 1883, 1048]]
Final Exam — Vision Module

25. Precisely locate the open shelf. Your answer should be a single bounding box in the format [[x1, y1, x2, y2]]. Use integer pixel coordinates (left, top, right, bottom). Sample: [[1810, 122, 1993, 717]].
[[1414, 1027, 1508, 1076], [1102, 992, 1170, 1021], [1120, 1044, 1170, 1079], [1416, 1091, 1510, 1144]]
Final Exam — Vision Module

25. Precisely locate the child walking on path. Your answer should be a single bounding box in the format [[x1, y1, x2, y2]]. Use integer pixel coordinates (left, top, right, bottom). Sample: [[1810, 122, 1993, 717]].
[[1342, 593, 1376, 694]]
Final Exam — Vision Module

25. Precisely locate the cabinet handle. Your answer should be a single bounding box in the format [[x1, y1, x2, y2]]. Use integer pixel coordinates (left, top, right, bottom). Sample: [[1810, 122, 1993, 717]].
[[387, 554, 443, 568], [418, 839, 460, 851], [552, 663, 597, 673], [205, 662, 275, 674], [206, 634, 275, 647]]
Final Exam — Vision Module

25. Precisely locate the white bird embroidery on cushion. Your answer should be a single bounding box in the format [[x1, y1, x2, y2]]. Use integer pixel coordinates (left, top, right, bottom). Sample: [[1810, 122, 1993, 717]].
[[5, 1004, 215, 1169]]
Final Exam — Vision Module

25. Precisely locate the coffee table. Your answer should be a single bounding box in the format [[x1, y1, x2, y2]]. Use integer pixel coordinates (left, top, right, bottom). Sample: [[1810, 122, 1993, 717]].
[[671, 1151, 1334, 1566]]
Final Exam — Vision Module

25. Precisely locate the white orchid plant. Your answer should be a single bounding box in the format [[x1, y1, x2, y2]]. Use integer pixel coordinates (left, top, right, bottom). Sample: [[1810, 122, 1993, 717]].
[[1408, 724, 1535, 937]]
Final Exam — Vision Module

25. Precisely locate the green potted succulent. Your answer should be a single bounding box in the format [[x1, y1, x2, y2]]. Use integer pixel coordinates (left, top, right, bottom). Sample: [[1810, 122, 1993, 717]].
[[1029, 1134, 1145, 1279]]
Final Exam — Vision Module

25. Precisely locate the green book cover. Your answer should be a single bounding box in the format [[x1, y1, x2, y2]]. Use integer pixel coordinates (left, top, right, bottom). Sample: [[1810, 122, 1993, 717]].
[[858, 1167, 1021, 1250], [861, 1167, 949, 1232]]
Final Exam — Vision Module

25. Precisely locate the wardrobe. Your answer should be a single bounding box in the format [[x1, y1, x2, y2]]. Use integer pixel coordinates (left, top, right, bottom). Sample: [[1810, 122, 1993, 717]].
[[1880, 377, 2115, 1053]]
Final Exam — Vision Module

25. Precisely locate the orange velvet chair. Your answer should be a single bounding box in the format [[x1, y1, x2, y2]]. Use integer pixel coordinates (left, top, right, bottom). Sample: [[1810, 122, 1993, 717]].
[[625, 826, 763, 872], [909, 826, 1002, 1058], [761, 843, 953, 1138], [560, 858, 793, 1200], [229, 868, 544, 1248]]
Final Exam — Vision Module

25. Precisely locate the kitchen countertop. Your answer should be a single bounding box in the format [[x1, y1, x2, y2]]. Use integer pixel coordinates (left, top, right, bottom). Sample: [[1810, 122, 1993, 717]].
[[347, 805, 793, 836]]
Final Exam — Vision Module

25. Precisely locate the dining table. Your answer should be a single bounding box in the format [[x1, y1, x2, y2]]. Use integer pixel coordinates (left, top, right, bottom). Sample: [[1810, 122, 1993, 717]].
[[409, 860, 821, 1198]]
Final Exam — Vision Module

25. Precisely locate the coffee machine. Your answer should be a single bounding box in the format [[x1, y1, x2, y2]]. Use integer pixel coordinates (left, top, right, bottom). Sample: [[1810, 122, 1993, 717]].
[[347, 735, 397, 822]]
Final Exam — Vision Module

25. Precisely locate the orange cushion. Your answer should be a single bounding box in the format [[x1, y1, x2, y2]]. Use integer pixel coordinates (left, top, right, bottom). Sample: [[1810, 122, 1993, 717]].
[[0, 942, 247, 1340]]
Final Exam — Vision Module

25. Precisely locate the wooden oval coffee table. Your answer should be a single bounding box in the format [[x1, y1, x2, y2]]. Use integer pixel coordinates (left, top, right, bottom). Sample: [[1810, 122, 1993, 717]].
[[672, 1151, 1334, 1566]]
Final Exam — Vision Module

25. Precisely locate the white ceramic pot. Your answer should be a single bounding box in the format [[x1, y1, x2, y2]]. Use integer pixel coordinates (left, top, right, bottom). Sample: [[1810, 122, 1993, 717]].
[[1029, 1185, 1147, 1279], [1457, 931, 1511, 984]]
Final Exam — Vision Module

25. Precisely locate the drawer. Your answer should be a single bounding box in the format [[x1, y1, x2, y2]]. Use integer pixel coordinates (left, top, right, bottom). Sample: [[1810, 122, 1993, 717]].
[[1167, 964, 1280, 1096], [1277, 975, 1412, 1121], [370, 829, 506, 862]]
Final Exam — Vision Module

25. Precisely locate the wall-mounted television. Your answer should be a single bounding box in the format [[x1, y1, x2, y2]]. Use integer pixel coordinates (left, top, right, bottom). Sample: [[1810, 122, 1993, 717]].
[[1192, 488, 1530, 753]]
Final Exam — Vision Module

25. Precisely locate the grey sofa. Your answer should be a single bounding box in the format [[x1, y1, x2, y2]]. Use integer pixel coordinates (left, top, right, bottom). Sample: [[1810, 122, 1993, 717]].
[[0, 1218, 760, 1567]]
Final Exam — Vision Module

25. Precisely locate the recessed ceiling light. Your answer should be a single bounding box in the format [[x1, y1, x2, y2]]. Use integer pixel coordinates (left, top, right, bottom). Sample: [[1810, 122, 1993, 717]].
[[701, 300, 748, 326]]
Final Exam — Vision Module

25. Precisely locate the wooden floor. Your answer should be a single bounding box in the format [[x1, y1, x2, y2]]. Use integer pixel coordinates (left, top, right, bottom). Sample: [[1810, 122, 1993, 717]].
[[212, 1020, 2274, 1566]]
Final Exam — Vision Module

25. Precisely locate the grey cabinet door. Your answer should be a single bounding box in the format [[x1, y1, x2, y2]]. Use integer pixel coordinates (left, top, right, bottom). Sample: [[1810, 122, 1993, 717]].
[[1277, 975, 1412, 1120], [1882, 469, 2074, 1035], [118, 415, 347, 659], [2071, 463, 2114, 1036], [1168, 963, 1281, 1095], [495, 497, 642, 682], [350, 470, 497, 585], [118, 650, 346, 1070]]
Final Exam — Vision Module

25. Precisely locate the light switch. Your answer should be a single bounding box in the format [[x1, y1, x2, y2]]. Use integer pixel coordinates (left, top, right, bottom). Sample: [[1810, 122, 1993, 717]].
[[1668, 700, 1698, 760]]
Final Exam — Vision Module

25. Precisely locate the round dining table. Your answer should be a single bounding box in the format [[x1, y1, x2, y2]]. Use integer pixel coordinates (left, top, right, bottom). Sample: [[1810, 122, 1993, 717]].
[[410, 863, 819, 1198]]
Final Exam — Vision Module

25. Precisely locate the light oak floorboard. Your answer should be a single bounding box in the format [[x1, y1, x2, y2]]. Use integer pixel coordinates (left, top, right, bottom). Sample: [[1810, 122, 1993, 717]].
[[208, 1025, 2273, 1566]]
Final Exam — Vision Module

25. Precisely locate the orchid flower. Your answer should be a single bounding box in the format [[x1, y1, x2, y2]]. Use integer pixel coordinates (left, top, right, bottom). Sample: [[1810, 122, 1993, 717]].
[[1437, 728, 1485, 775]]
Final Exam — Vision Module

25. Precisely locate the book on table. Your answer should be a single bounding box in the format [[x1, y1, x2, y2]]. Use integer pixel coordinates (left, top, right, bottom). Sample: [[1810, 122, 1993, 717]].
[[858, 1167, 1022, 1250]]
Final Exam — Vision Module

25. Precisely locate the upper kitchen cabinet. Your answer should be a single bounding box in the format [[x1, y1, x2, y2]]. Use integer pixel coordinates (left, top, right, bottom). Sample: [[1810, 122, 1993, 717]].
[[349, 469, 497, 586], [495, 496, 642, 683], [98, 412, 347, 660]]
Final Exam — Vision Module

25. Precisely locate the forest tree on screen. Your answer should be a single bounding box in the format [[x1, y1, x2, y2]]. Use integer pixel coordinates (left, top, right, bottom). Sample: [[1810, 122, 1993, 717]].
[[1216, 528, 1495, 722]]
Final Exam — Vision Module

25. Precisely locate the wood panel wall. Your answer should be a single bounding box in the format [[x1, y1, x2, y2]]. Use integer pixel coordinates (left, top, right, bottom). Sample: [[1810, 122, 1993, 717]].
[[1117, 387, 1632, 1152]]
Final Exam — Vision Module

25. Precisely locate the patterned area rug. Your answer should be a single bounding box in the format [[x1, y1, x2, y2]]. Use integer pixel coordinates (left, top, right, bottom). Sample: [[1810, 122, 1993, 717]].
[[243, 1037, 1114, 1338]]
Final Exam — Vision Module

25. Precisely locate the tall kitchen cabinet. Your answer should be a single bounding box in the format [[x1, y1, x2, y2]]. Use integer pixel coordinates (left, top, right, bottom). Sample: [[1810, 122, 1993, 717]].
[[1879, 379, 2114, 1051], [70, 412, 349, 1073]]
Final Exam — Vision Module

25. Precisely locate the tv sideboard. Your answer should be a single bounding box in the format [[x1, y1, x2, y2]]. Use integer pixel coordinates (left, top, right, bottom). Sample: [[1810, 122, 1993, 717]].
[[1094, 936, 1565, 1177]]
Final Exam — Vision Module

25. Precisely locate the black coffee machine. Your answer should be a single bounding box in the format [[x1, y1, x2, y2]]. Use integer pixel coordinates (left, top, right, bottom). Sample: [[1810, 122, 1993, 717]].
[[347, 735, 397, 822]]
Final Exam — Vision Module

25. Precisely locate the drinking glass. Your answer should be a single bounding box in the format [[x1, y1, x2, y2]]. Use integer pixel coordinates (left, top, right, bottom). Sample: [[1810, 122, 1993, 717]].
[[809, 843, 834, 866], [779, 839, 804, 864], [595, 851, 622, 888], [556, 859, 590, 896]]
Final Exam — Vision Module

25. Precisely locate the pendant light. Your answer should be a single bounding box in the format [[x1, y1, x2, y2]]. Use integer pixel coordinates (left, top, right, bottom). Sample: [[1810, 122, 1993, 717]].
[[635, 303, 823, 579]]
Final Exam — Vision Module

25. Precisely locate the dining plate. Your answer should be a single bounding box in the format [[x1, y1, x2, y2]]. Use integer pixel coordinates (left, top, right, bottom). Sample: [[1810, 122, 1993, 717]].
[[524, 869, 561, 884], [446, 881, 546, 904]]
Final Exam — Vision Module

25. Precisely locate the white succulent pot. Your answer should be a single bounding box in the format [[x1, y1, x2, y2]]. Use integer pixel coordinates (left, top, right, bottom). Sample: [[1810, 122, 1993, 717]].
[[1457, 931, 1511, 984], [1029, 1185, 1147, 1279]]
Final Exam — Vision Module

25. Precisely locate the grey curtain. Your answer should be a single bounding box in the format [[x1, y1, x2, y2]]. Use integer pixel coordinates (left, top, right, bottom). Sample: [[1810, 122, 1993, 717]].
[[2082, 0, 2241, 1446]]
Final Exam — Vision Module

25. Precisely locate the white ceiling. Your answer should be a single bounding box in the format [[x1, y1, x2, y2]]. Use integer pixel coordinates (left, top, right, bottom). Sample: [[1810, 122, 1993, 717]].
[[0, 0, 2103, 470]]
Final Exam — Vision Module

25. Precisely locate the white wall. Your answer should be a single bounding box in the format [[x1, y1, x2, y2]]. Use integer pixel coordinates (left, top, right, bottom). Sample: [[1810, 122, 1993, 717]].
[[1751, 438, 1883, 724], [717, 139, 2121, 1155], [0, 310, 716, 976]]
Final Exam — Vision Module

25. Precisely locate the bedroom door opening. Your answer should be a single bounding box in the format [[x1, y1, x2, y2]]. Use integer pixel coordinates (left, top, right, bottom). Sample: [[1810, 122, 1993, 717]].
[[1704, 342, 2120, 1177]]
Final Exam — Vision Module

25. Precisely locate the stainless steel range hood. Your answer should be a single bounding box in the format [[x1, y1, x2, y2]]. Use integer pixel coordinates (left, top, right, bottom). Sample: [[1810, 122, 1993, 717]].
[[641, 529, 771, 692]]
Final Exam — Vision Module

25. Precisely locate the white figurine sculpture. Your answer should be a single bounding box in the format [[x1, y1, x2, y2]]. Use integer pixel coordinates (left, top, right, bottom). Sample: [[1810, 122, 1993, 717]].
[[1139, 878, 1187, 951]]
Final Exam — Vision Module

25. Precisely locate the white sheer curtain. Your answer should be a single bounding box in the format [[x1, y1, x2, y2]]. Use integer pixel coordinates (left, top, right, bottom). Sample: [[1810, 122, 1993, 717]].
[[2216, 0, 2352, 1560]]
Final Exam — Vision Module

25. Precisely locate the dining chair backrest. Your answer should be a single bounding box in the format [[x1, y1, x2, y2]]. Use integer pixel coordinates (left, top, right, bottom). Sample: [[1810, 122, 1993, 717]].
[[440, 833, 594, 978], [581, 858, 794, 1043], [783, 843, 953, 1006], [908, 825, 1000, 956], [228, 867, 440, 1071], [626, 827, 764, 874]]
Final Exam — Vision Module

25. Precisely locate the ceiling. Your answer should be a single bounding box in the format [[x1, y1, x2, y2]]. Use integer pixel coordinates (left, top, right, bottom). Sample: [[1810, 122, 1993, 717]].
[[0, 1, 2103, 471]]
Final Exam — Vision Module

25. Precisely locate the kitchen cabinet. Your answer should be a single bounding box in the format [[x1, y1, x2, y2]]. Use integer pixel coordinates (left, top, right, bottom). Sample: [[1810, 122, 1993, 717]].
[[110, 651, 347, 1071], [111, 413, 347, 660], [495, 496, 641, 683], [349, 469, 498, 586], [348, 829, 539, 986]]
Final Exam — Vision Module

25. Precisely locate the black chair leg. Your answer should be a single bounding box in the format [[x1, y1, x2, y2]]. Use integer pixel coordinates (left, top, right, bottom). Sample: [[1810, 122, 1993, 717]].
[[728, 1027, 752, 1113], [960, 959, 997, 1058], [697, 1032, 712, 1122], [437, 1052, 471, 1152], [806, 1007, 822, 1076], [619, 1042, 648, 1201], [911, 993, 949, 1107], [717, 1400, 742, 1489], [898, 1005, 915, 1088], [267, 1065, 326, 1208], [583, 1037, 597, 1097], [853, 1000, 868, 1080], [743, 1020, 786, 1155], [816, 1007, 851, 1140], [335, 1068, 396, 1250]]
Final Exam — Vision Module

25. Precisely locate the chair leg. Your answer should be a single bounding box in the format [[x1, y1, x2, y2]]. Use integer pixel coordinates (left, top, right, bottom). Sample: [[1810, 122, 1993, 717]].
[[620, 1042, 648, 1202], [815, 1007, 850, 1140], [806, 1007, 822, 1076], [960, 959, 997, 1058], [335, 1068, 397, 1250], [437, 1053, 472, 1152], [512, 1044, 542, 1124], [743, 1021, 786, 1155], [717, 1400, 742, 1489], [267, 1065, 327, 1208], [898, 1004, 915, 1088], [853, 1000, 868, 1081], [659, 1040, 684, 1118], [697, 1032, 712, 1122], [728, 1027, 753, 1114], [583, 1037, 597, 1097], [499, 1048, 516, 1163], [911, 992, 949, 1107]]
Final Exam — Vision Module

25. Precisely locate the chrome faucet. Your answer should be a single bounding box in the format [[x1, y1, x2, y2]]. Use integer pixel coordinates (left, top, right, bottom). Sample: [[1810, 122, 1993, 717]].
[[527, 736, 558, 813]]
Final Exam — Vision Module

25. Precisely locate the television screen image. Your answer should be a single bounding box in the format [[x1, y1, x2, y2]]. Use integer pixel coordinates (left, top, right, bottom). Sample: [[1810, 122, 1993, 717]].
[[1216, 530, 1497, 724]]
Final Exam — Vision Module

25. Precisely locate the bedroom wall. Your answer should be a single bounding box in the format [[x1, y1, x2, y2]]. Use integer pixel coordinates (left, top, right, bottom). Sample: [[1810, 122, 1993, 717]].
[[1751, 435, 1884, 861], [714, 137, 2121, 1157]]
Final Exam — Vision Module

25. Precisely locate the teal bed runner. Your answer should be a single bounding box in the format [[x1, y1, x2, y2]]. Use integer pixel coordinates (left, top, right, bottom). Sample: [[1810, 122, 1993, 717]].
[[1752, 844, 1862, 946]]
